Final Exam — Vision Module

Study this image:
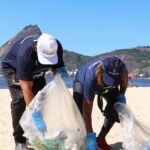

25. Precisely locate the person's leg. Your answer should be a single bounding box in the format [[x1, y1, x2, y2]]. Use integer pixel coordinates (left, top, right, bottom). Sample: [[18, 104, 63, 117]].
[[97, 117, 115, 150], [73, 80, 83, 115], [98, 117, 115, 138], [2, 69, 26, 144], [97, 88, 119, 150]]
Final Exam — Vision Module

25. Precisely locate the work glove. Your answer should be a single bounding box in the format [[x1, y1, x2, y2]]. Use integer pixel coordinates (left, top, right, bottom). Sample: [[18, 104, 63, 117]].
[[86, 132, 99, 150], [32, 109, 47, 134], [117, 93, 126, 103], [57, 66, 68, 78]]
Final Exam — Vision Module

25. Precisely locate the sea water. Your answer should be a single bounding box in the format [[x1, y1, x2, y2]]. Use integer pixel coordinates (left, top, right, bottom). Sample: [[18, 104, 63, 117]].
[[1, 76, 150, 89], [0, 76, 74, 89]]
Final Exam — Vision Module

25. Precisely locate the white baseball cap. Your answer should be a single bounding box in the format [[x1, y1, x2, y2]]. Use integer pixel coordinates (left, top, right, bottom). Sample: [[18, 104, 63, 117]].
[[37, 33, 58, 65]]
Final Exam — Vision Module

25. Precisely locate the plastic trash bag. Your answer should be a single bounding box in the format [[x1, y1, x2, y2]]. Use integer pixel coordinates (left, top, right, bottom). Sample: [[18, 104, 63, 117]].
[[114, 102, 150, 150], [20, 74, 87, 150]]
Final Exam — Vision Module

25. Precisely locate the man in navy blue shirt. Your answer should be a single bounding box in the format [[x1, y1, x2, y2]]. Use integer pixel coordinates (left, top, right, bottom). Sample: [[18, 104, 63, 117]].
[[73, 56, 128, 150], [1, 33, 67, 150]]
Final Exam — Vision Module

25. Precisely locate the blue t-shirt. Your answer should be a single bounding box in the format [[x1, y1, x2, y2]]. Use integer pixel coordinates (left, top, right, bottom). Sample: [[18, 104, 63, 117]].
[[1, 34, 64, 81], [76, 58, 102, 100]]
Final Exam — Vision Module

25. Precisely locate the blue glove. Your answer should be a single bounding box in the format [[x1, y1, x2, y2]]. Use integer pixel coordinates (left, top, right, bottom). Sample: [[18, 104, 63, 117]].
[[32, 110, 46, 133], [117, 93, 126, 103], [147, 147, 150, 150], [86, 132, 98, 150], [57, 66, 68, 78]]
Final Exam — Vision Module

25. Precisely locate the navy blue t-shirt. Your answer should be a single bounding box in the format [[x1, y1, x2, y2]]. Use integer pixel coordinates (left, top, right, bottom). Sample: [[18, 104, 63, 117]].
[[1, 34, 64, 81], [76, 58, 102, 100]]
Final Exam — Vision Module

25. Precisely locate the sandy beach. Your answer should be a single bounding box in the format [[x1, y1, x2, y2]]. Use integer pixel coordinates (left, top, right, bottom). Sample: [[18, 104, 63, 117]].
[[0, 87, 150, 150]]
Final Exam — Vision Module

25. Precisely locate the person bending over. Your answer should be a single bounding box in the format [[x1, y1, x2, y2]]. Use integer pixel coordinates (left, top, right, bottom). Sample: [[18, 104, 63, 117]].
[[73, 56, 128, 150], [1, 33, 67, 150]]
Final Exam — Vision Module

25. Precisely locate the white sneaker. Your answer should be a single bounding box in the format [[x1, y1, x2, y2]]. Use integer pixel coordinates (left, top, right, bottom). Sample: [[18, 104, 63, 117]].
[[26, 140, 34, 150], [15, 143, 29, 150], [15, 143, 34, 150]]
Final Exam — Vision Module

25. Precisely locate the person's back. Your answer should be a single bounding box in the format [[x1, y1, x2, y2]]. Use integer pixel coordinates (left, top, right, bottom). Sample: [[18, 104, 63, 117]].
[[75, 58, 102, 101], [2, 34, 40, 70], [73, 56, 128, 150]]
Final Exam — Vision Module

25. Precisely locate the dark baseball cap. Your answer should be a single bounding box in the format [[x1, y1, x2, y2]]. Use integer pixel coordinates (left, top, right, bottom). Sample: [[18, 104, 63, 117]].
[[102, 56, 124, 87]]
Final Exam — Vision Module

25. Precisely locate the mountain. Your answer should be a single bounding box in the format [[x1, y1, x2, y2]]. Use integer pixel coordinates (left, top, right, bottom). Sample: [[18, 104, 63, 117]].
[[63, 50, 93, 71], [0, 25, 150, 77], [96, 47, 150, 77], [0, 25, 93, 73]]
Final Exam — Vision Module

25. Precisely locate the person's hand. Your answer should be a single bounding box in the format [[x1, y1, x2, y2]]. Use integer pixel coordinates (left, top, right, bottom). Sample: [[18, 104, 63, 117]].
[[117, 93, 126, 103], [57, 66, 68, 78], [86, 132, 99, 150], [32, 110, 46, 133]]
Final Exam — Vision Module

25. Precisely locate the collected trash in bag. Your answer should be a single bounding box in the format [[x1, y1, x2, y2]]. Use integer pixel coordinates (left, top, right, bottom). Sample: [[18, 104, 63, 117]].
[[20, 74, 87, 150], [114, 102, 150, 150]]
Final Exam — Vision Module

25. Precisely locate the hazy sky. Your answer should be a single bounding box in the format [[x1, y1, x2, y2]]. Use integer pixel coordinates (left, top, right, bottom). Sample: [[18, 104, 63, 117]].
[[1, 0, 150, 56]]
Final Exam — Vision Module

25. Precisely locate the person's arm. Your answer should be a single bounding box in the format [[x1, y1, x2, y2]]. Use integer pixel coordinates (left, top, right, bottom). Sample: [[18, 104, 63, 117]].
[[55, 39, 64, 68], [120, 65, 128, 94], [51, 40, 68, 77], [19, 80, 34, 106], [83, 99, 99, 149], [83, 99, 94, 132], [117, 65, 128, 103]]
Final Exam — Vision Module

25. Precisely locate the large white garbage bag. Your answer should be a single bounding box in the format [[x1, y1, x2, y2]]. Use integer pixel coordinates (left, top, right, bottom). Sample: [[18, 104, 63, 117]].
[[114, 102, 150, 150], [20, 74, 86, 150]]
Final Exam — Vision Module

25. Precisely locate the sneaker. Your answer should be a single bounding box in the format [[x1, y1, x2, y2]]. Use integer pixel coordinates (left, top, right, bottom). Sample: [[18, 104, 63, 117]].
[[26, 140, 34, 150], [97, 138, 111, 150], [15, 143, 34, 150]]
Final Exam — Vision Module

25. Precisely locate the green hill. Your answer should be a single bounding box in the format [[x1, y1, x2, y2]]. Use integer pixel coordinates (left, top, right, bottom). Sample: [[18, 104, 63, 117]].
[[95, 47, 150, 77]]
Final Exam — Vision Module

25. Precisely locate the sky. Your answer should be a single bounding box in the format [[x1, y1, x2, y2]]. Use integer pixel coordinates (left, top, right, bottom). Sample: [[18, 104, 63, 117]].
[[0, 0, 150, 56]]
